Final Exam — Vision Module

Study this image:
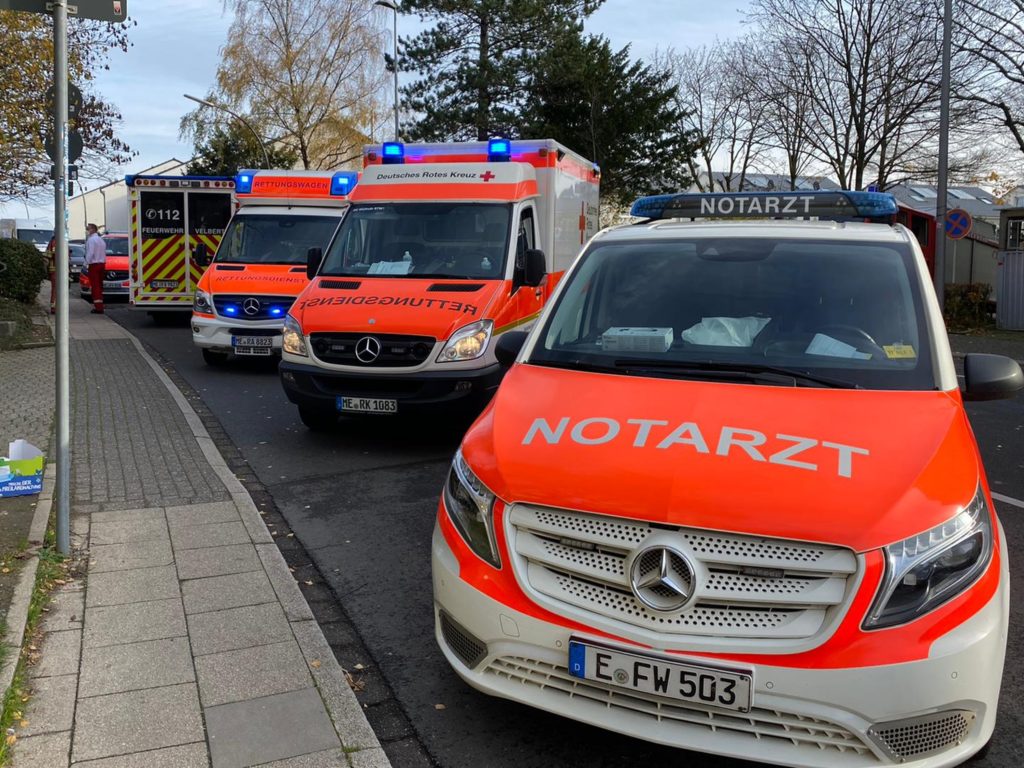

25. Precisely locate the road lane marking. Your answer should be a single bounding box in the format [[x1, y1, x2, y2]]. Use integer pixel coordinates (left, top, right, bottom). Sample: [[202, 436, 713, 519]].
[[992, 492, 1024, 509]]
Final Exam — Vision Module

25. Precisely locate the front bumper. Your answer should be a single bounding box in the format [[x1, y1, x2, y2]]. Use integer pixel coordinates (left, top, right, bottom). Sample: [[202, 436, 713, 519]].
[[432, 521, 1008, 768], [279, 358, 504, 413], [192, 314, 283, 354]]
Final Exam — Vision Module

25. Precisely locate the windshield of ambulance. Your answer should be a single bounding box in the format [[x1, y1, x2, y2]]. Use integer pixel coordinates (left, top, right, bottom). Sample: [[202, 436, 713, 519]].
[[319, 203, 511, 279], [532, 237, 937, 391], [215, 214, 340, 265]]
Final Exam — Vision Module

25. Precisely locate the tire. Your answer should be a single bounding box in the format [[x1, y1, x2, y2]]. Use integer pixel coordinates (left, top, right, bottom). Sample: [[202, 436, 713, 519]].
[[298, 405, 336, 432], [201, 349, 230, 367]]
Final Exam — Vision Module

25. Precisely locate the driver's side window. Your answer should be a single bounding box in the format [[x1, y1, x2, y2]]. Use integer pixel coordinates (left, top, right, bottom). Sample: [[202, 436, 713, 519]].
[[514, 207, 536, 284]]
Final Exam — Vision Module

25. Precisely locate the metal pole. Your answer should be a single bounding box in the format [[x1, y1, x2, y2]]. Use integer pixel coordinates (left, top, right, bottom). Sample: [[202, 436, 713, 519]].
[[934, 0, 952, 310], [54, 0, 70, 555], [392, 6, 399, 140]]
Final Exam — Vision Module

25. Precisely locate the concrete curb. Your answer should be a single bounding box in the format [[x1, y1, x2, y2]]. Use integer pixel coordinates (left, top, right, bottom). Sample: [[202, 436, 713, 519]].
[[122, 331, 390, 766], [0, 462, 57, 721]]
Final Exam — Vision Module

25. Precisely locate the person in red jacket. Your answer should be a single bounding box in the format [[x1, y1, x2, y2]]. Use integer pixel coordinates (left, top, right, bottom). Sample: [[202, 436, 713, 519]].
[[84, 223, 106, 314], [45, 236, 57, 314]]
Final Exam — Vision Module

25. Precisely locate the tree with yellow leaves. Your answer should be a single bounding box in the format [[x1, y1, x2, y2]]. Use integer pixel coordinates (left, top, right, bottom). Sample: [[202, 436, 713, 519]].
[[185, 0, 388, 171], [0, 10, 134, 202]]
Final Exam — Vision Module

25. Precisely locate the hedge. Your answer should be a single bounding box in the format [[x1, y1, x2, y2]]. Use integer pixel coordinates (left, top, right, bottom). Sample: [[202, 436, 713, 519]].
[[0, 238, 48, 304], [944, 283, 993, 332]]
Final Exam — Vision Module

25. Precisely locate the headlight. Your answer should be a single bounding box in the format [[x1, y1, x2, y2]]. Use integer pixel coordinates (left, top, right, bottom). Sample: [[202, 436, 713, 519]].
[[442, 449, 500, 568], [437, 320, 493, 363], [282, 314, 307, 356], [864, 484, 994, 629], [193, 289, 212, 313]]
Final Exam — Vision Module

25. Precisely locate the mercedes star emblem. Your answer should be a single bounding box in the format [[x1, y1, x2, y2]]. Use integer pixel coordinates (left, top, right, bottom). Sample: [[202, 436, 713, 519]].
[[242, 297, 261, 316], [629, 545, 695, 612], [354, 336, 382, 363]]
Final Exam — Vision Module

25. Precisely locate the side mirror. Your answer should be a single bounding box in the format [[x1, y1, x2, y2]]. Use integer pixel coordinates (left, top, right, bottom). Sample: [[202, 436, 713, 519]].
[[193, 242, 209, 267], [523, 248, 546, 287], [495, 331, 529, 367], [306, 247, 323, 280], [963, 353, 1024, 401]]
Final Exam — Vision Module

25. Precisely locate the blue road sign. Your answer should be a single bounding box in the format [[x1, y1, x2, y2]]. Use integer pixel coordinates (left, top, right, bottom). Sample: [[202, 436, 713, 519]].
[[945, 208, 972, 240]]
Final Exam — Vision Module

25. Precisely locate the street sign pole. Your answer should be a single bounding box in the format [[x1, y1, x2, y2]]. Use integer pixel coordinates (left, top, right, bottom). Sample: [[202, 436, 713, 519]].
[[934, 0, 952, 311], [54, 0, 70, 556]]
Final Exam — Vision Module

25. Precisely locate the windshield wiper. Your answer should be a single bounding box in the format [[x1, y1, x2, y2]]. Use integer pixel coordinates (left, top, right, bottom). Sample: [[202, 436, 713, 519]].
[[532, 358, 620, 375], [613, 359, 861, 389]]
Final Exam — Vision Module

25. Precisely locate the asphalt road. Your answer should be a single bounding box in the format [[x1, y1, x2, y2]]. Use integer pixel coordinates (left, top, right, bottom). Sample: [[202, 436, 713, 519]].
[[108, 305, 1024, 768]]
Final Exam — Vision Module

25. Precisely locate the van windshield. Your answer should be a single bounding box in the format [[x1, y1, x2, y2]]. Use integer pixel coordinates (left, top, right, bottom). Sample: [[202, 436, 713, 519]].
[[215, 214, 340, 265], [17, 230, 52, 245], [531, 237, 939, 391], [320, 203, 511, 279]]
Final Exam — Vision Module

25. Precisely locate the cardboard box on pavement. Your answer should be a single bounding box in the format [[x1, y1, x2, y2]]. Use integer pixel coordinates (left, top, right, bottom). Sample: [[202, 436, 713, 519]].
[[0, 439, 44, 497]]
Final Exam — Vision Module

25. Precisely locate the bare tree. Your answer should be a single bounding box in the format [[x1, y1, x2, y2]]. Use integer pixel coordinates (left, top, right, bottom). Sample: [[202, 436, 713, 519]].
[[749, 0, 978, 189], [959, 0, 1024, 157]]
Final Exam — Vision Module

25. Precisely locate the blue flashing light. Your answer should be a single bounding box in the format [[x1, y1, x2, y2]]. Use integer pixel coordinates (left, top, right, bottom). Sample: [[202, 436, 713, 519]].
[[330, 171, 358, 197], [629, 190, 899, 223], [270, 307, 283, 317], [487, 138, 512, 162], [381, 142, 404, 164], [224, 305, 238, 316], [235, 171, 256, 194]]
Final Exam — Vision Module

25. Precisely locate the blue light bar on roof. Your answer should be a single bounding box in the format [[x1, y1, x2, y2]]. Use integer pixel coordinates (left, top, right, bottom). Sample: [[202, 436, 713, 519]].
[[487, 138, 512, 162], [235, 171, 257, 194], [630, 190, 899, 223], [330, 171, 358, 197], [381, 142, 404, 164]]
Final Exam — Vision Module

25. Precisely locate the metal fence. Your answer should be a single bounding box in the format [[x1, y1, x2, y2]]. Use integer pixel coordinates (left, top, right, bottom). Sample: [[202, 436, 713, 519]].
[[996, 250, 1024, 330]]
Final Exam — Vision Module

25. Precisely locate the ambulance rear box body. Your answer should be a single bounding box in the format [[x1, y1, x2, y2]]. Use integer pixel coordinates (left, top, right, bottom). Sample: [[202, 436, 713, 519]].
[[279, 139, 600, 427], [191, 170, 357, 365], [127, 175, 236, 315]]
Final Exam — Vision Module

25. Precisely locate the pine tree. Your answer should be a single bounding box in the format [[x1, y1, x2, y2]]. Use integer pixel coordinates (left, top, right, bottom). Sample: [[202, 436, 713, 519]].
[[400, 0, 604, 141], [186, 123, 298, 176], [522, 34, 701, 207]]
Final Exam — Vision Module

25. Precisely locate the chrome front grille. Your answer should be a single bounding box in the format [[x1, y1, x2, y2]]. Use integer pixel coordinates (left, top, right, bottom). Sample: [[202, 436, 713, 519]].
[[485, 657, 875, 759], [508, 505, 858, 640]]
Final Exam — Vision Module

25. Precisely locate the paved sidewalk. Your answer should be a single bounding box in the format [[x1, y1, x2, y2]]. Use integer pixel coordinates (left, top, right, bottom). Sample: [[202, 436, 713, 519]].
[[11, 299, 387, 767]]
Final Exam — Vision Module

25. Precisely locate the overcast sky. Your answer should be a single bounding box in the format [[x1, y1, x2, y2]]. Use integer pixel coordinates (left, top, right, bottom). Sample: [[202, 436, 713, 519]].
[[4, 0, 750, 220]]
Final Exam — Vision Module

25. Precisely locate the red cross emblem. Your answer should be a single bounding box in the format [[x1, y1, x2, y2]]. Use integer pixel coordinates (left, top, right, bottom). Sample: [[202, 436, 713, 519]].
[[480, 171, 495, 182]]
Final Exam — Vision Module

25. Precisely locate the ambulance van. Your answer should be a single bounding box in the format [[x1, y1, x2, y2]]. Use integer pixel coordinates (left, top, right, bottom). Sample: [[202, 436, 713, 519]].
[[127, 175, 235, 318], [191, 169, 357, 365], [279, 139, 600, 428], [432, 190, 1023, 767]]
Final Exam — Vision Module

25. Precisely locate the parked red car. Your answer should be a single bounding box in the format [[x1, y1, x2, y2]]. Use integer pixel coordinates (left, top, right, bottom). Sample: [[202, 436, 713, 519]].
[[79, 233, 130, 301]]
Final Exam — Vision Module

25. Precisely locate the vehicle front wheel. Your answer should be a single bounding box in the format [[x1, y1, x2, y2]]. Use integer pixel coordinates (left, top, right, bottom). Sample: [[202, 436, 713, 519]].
[[298, 406, 337, 432], [201, 349, 229, 367]]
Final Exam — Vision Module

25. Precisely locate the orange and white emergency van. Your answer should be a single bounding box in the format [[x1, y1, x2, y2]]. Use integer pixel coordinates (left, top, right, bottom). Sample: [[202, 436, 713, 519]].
[[191, 169, 357, 365], [432, 190, 1023, 767], [279, 139, 600, 428], [127, 175, 235, 318]]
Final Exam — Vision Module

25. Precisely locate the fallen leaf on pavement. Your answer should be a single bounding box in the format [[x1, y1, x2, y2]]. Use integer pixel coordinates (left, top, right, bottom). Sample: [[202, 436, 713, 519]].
[[434, 704, 446, 710], [310, 659, 321, 669], [19, 720, 28, 728], [354, 663, 365, 670], [5, 734, 15, 746], [304, 580, 313, 586], [1, 568, 9, 574]]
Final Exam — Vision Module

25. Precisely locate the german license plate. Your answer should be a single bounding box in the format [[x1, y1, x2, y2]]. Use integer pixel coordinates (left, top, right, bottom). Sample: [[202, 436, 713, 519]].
[[336, 396, 398, 414], [103, 281, 122, 289], [568, 640, 752, 712], [232, 336, 274, 349], [150, 280, 179, 289]]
